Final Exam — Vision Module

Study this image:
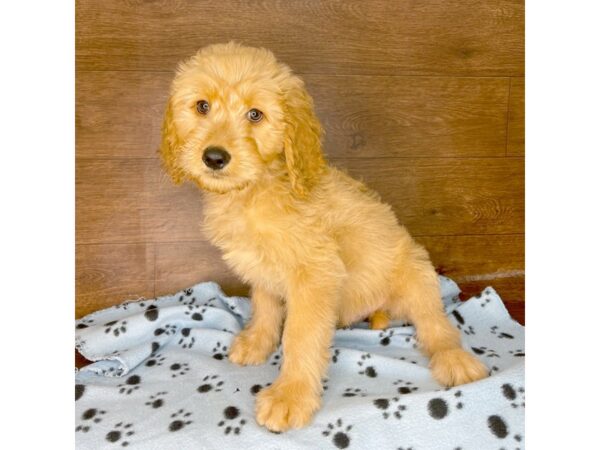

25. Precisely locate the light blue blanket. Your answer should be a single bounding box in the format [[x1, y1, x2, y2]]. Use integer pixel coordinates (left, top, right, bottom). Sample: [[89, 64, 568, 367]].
[[75, 276, 524, 449]]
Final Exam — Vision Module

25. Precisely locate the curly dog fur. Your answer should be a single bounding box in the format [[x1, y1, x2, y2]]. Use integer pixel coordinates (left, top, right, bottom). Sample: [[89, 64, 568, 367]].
[[160, 42, 488, 431]]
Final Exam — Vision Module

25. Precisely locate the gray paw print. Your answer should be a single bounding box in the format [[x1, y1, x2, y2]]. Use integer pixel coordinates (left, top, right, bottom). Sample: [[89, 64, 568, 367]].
[[104, 320, 127, 337]]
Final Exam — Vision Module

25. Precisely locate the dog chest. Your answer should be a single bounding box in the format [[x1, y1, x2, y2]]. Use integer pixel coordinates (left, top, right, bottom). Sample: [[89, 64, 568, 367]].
[[202, 205, 293, 289]]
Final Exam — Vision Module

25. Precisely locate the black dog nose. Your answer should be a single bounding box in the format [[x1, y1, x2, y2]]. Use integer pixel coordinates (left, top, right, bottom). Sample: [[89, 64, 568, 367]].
[[202, 146, 231, 170]]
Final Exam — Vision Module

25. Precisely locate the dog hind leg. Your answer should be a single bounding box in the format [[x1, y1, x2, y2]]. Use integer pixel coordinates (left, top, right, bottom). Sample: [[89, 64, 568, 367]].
[[388, 244, 488, 387], [368, 309, 390, 330]]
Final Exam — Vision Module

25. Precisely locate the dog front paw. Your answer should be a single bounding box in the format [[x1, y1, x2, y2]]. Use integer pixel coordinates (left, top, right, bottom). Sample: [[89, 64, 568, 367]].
[[228, 329, 275, 366], [430, 348, 488, 387], [255, 380, 320, 432]]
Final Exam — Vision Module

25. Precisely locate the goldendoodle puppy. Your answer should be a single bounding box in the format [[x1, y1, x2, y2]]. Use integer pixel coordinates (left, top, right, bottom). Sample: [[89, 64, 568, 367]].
[[160, 42, 488, 432]]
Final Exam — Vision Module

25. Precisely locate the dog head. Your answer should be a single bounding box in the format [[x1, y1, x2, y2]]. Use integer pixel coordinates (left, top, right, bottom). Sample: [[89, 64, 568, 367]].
[[160, 42, 325, 196]]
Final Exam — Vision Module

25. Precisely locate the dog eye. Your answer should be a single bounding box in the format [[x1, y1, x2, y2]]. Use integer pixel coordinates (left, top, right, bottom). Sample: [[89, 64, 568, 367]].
[[196, 100, 210, 115], [246, 108, 263, 123]]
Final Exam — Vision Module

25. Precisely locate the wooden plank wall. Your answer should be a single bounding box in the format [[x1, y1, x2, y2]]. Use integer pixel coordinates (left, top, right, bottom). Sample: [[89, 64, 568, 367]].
[[76, 0, 525, 323]]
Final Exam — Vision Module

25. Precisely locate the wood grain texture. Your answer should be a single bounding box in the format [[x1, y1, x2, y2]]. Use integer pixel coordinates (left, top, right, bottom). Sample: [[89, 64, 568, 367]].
[[76, 243, 155, 318], [500, 300, 524, 325], [507, 77, 525, 156], [76, 158, 203, 244], [155, 241, 248, 298], [76, 71, 510, 159], [76, 157, 523, 244], [419, 234, 524, 281], [76, 0, 524, 76], [76, 350, 90, 369], [76, 71, 169, 159], [418, 234, 524, 307], [336, 157, 524, 236], [316, 76, 510, 158]]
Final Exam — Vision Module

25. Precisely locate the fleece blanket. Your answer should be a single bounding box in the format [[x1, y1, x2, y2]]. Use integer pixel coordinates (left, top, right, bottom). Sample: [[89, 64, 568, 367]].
[[75, 276, 525, 450]]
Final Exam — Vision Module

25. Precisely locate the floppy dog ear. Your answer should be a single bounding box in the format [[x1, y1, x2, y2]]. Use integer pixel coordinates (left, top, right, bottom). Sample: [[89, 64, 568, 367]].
[[282, 78, 326, 197], [159, 98, 185, 185]]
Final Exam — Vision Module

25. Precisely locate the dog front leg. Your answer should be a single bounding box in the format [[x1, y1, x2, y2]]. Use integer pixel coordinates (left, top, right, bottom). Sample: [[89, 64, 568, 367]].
[[229, 285, 284, 365], [255, 274, 339, 432]]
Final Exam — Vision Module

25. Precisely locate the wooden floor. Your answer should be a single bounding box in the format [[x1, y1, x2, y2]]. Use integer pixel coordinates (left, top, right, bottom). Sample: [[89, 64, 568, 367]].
[[76, 0, 524, 323]]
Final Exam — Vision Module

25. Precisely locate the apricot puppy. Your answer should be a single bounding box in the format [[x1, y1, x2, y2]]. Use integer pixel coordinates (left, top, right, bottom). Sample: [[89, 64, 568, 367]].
[[160, 42, 488, 432]]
